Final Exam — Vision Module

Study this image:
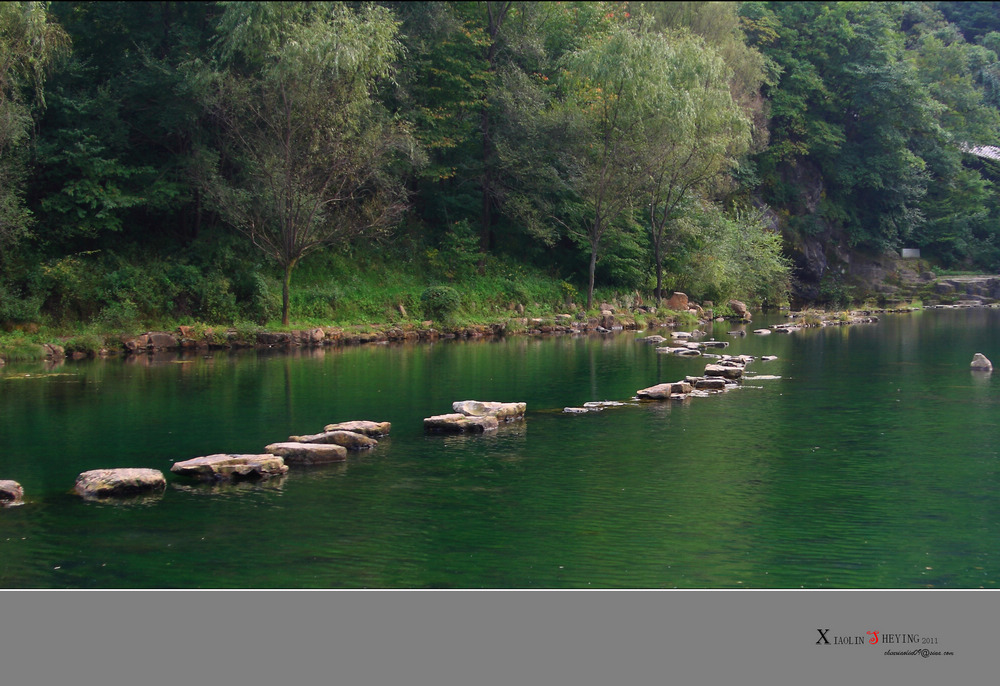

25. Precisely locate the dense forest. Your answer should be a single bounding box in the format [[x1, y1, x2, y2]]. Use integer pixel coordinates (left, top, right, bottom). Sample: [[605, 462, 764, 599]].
[[2, 1, 1000, 333]]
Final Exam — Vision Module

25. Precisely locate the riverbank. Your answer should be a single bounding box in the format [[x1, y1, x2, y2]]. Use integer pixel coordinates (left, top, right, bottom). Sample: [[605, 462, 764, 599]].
[[0, 295, 941, 366]]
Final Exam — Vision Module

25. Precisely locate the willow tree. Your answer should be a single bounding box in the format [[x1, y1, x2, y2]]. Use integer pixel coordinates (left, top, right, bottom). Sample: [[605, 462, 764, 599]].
[[558, 23, 666, 310], [642, 30, 751, 300], [204, 2, 410, 325], [0, 1, 68, 256]]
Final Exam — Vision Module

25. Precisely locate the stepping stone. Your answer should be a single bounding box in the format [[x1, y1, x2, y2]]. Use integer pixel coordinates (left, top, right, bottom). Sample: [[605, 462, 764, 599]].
[[264, 442, 348, 465], [452, 401, 526, 421], [424, 413, 499, 433], [636, 381, 692, 400], [0, 480, 24, 507], [171, 454, 288, 481], [74, 468, 166, 499], [288, 430, 378, 450], [322, 420, 391, 436]]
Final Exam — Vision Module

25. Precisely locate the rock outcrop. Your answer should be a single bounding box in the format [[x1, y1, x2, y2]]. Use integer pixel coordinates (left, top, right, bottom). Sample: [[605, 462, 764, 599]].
[[74, 468, 167, 499], [170, 454, 288, 481]]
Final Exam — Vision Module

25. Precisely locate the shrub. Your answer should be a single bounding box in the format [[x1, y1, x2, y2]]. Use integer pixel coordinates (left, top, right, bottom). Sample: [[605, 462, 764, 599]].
[[420, 285, 461, 322]]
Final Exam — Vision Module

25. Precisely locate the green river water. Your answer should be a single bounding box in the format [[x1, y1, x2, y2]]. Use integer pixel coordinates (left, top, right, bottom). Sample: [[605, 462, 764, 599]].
[[2, 308, 999, 588]]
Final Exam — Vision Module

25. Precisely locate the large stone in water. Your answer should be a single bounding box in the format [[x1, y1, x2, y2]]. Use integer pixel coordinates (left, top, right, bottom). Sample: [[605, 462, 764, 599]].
[[74, 468, 166, 499], [322, 420, 391, 437], [452, 400, 526, 421], [424, 413, 499, 433], [636, 381, 692, 400], [264, 442, 348, 465], [171, 454, 288, 481], [704, 364, 743, 380], [971, 353, 993, 371], [0, 480, 24, 507], [288, 430, 378, 450]]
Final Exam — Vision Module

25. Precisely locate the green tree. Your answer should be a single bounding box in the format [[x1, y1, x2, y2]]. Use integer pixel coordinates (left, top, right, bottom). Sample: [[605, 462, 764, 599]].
[[0, 1, 68, 257], [641, 29, 751, 300], [556, 22, 685, 309], [203, 1, 412, 326]]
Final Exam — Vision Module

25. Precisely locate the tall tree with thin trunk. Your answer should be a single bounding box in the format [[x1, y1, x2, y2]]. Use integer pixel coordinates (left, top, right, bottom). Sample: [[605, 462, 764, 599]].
[[642, 30, 751, 300], [202, 1, 411, 325]]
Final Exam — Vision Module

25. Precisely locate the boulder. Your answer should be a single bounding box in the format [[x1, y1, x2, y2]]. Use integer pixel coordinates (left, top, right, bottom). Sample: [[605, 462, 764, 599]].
[[636, 381, 692, 400], [704, 364, 744, 380], [288, 430, 378, 450], [0, 480, 24, 507], [146, 332, 180, 349], [74, 468, 167, 499], [640, 335, 667, 344], [452, 400, 526, 421], [171, 454, 288, 481], [323, 420, 391, 436], [753, 329, 772, 335], [424, 413, 499, 433], [665, 292, 689, 311], [728, 300, 750, 319], [264, 442, 348, 465], [971, 353, 993, 372]]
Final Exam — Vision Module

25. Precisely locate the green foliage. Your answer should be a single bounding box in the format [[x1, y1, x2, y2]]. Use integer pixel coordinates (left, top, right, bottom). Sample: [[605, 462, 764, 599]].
[[420, 285, 461, 322]]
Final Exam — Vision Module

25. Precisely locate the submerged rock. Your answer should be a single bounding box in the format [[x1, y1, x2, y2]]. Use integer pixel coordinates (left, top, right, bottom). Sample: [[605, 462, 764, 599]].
[[0, 480, 24, 507], [288, 430, 378, 450], [322, 420, 391, 437], [74, 468, 167, 499], [563, 407, 592, 414], [970, 352, 993, 372], [264, 442, 348, 465], [452, 400, 526, 421], [424, 413, 499, 433], [171, 454, 288, 481]]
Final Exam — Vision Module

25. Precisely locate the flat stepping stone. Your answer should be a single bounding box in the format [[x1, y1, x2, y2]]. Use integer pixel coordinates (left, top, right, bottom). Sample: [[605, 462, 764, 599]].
[[424, 413, 499, 433], [0, 480, 24, 507], [171, 454, 288, 481], [704, 364, 743, 380], [753, 329, 772, 335], [322, 420, 391, 436], [264, 442, 348, 465], [563, 407, 592, 414], [636, 381, 693, 400], [74, 468, 166, 499], [288, 430, 378, 450], [452, 400, 526, 421]]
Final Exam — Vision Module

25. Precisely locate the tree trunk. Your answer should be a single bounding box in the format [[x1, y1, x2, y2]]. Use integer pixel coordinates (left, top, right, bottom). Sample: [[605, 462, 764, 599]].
[[587, 246, 597, 310], [281, 260, 294, 327]]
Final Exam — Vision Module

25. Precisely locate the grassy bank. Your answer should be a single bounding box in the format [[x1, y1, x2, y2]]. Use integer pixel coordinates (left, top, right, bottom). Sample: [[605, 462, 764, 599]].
[[0, 251, 698, 362]]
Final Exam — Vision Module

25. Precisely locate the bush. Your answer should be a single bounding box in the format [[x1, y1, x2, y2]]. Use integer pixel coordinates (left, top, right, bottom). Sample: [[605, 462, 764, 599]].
[[420, 285, 461, 322]]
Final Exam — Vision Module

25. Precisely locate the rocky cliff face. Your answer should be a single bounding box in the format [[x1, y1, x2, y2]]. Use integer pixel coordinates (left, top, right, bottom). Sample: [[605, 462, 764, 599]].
[[764, 160, 922, 306]]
